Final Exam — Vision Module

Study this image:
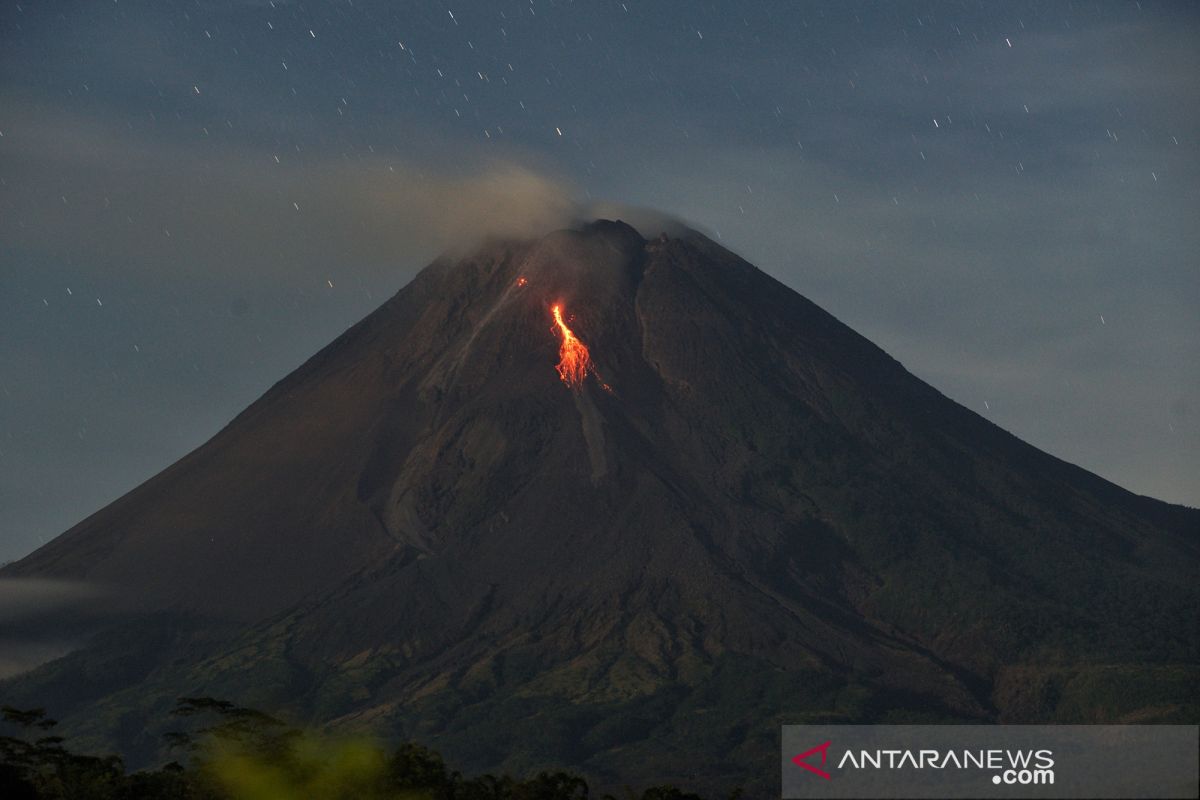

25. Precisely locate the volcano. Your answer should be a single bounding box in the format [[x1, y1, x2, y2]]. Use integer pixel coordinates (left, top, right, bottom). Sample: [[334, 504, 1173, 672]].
[[2, 220, 1197, 794]]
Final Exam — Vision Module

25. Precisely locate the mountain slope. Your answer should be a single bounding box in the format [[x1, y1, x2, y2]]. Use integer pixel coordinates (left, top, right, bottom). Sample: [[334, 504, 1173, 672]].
[[3, 220, 1196, 793]]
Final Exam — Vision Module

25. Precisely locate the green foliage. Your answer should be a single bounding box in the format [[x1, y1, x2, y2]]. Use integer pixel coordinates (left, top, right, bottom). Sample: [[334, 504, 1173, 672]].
[[0, 706, 127, 800], [206, 735, 402, 800], [0, 699, 739, 800], [2, 707, 58, 731]]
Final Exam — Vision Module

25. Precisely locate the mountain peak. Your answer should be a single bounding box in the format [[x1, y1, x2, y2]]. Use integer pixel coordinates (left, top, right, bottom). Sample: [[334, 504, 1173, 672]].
[[577, 216, 647, 244]]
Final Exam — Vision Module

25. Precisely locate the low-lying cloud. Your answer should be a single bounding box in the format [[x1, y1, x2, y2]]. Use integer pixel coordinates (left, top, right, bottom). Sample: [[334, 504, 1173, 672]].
[[0, 577, 107, 624], [0, 578, 114, 679]]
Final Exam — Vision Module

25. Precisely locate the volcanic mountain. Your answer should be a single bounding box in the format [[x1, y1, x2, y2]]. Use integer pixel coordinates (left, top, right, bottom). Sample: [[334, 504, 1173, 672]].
[[2, 220, 1197, 793]]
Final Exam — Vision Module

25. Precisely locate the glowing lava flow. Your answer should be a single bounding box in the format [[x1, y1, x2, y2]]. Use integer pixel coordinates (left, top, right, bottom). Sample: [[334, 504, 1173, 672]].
[[551, 304, 595, 389]]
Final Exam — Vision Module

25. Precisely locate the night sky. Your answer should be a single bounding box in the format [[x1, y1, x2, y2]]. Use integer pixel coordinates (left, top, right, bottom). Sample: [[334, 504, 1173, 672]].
[[1, 1, 1197, 563]]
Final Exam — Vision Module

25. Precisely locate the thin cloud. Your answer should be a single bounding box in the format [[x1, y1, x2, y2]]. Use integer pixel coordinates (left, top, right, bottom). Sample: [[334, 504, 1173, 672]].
[[0, 101, 579, 285], [0, 578, 116, 678]]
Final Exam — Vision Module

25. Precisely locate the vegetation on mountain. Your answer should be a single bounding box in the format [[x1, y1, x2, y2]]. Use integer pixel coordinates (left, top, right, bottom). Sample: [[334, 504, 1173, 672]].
[[0, 699, 736, 800]]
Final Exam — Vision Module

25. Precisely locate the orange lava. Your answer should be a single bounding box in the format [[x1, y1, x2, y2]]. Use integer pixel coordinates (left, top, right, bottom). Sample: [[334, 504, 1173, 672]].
[[551, 304, 594, 389]]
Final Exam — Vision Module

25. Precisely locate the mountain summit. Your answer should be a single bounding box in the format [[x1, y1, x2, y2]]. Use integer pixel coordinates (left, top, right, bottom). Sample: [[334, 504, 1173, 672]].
[[3, 220, 1196, 793]]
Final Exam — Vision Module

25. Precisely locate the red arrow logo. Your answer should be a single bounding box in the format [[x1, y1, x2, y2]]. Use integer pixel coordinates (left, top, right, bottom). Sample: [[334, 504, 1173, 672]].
[[791, 741, 832, 780]]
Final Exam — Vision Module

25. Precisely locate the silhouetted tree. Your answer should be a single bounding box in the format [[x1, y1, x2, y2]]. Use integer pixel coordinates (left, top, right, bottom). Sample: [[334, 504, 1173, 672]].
[[0, 699, 739, 799]]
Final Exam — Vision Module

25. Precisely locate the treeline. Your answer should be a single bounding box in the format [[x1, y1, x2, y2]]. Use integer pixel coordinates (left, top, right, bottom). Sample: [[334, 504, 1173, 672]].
[[1, 699, 737, 800]]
